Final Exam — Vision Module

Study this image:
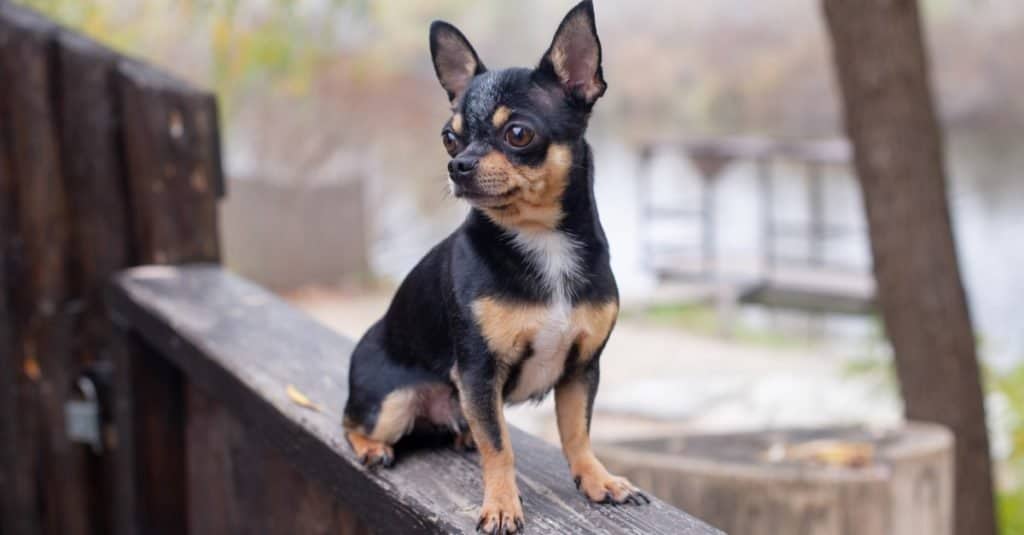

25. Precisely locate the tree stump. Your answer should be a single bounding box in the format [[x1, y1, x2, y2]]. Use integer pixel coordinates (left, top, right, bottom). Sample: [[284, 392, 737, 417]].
[[595, 424, 952, 535]]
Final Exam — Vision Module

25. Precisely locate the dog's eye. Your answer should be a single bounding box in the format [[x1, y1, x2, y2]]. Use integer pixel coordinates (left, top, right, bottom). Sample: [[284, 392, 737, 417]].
[[442, 131, 460, 156], [504, 125, 535, 148]]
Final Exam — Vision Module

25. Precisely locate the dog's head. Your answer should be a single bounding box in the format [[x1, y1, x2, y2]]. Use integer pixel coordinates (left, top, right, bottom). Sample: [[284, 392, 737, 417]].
[[430, 1, 606, 231]]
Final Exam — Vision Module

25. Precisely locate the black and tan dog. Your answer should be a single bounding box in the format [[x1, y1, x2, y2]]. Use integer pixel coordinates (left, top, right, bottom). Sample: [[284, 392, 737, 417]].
[[342, 2, 648, 532]]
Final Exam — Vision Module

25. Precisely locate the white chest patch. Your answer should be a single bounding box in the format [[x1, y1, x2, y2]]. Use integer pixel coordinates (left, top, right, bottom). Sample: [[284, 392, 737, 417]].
[[504, 230, 582, 403], [508, 229, 582, 301]]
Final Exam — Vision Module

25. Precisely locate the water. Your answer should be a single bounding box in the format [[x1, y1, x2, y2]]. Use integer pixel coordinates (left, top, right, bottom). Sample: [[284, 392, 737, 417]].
[[371, 132, 1024, 367]]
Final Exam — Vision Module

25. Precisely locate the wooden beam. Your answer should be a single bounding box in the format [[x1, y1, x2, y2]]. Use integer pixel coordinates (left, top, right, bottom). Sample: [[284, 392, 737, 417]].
[[108, 265, 722, 535], [0, 5, 92, 534], [186, 386, 370, 535], [112, 58, 223, 535], [54, 28, 135, 535], [117, 59, 222, 265], [0, 66, 21, 535]]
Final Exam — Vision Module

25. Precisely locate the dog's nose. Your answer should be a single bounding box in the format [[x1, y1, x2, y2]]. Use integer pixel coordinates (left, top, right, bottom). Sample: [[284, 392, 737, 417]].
[[448, 156, 478, 183]]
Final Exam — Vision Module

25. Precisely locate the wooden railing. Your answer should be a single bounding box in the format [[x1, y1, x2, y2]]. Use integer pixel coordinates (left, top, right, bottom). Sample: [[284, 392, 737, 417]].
[[107, 265, 721, 534], [0, 3, 721, 533]]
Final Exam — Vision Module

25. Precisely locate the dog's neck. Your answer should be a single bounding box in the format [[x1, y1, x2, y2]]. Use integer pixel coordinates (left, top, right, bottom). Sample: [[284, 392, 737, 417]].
[[464, 139, 606, 301]]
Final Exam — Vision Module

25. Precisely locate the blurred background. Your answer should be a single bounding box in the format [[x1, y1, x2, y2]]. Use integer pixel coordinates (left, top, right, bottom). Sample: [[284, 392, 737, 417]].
[[14, 0, 1024, 532]]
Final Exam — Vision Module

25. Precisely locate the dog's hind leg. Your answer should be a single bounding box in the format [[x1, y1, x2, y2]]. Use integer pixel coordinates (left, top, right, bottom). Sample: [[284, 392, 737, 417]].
[[344, 386, 419, 467], [342, 323, 428, 468]]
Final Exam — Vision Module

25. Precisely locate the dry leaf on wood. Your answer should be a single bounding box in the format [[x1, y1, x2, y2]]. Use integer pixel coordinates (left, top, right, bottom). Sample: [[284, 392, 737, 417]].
[[286, 384, 323, 413]]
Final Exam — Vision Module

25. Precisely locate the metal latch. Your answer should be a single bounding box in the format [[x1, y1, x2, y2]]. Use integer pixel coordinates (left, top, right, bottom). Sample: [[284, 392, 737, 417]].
[[65, 376, 103, 453]]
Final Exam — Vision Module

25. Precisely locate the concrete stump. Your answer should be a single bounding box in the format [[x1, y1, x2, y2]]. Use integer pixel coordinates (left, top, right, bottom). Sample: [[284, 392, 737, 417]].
[[595, 424, 952, 535]]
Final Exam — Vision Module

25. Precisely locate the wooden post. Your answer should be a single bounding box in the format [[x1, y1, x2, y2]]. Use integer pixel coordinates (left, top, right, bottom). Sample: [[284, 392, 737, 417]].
[[111, 57, 223, 535], [118, 59, 222, 265], [55, 29, 136, 535], [635, 144, 654, 271], [0, 80, 22, 534], [757, 155, 776, 278], [806, 161, 826, 267], [0, 6, 92, 534]]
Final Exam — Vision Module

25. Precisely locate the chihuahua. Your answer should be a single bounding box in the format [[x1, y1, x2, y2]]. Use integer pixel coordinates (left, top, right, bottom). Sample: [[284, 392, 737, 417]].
[[343, 2, 648, 532]]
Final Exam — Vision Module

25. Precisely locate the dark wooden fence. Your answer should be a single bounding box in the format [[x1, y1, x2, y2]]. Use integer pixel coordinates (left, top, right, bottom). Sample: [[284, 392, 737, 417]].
[[0, 4, 721, 534]]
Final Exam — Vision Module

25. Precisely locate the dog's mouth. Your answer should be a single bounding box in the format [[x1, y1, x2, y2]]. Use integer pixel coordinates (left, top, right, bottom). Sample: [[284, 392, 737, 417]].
[[454, 186, 520, 208]]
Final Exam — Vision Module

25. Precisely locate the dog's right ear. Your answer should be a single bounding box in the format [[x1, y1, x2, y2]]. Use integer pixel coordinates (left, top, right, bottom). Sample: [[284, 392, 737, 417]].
[[430, 21, 486, 103]]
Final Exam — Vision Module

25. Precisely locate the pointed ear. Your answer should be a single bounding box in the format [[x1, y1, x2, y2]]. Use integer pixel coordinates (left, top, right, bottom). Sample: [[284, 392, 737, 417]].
[[430, 21, 486, 102], [538, 1, 606, 106]]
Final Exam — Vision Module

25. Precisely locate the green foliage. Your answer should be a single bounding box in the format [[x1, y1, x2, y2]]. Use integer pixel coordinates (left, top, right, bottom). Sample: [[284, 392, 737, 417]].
[[636, 302, 806, 349], [1000, 489, 1024, 535], [15, 0, 355, 118], [987, 361, 1024, 535]]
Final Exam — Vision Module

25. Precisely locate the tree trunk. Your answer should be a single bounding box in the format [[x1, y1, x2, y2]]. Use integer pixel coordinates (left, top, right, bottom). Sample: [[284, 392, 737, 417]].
[[821, 2, 997, 535]]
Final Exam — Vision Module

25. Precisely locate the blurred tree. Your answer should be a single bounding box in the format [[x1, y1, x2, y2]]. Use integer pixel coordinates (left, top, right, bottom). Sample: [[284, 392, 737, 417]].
[[822, 1, 997, 535]]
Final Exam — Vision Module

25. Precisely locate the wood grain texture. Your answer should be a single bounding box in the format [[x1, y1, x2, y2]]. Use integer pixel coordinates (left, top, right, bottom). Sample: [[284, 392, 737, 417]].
[[57, 30, 132, 359], [55, 28, 133, 535], [107, 264, 722, 535], [116, 50, 224, 534], [187, 386, 370, 535], [0, 91, 19, 534], [112, 57, 223, 535], [117, 59, 222, 265], [821, 1, 997, 534], [0, 5, 91, 534]]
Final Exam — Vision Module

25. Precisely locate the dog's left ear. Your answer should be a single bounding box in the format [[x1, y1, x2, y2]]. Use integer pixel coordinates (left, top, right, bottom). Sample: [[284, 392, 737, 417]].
[[537, 0, 607, 106]]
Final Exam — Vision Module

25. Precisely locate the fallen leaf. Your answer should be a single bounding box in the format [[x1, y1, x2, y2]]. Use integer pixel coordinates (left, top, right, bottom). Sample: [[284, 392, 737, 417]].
[[286, 384, 323, 413], [785, 439, 875, 468]]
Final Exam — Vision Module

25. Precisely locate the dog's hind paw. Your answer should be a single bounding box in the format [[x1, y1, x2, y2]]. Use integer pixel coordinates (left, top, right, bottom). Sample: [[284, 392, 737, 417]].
[[454, 431, 477, 452], [345, 430, 395, 469]]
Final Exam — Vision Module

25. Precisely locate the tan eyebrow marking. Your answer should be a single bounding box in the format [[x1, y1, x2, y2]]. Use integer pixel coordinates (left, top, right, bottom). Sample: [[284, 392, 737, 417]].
[[451, 113, 464, 135], [491, 106, 512, 129]]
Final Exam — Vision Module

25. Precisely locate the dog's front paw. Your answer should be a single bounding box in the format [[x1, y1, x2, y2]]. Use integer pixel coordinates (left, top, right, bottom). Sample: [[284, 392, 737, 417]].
[[573, 465, 650, 506], [476, 492, 524, 534]]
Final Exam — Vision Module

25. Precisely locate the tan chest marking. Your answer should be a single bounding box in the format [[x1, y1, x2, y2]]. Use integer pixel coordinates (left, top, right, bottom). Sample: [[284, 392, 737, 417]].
[[473, 297, 618, 402]]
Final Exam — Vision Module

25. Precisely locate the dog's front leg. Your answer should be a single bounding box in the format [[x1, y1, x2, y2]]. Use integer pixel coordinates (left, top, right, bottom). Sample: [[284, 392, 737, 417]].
[[455, 359, 524, 534], [555, 360, 650, 506]]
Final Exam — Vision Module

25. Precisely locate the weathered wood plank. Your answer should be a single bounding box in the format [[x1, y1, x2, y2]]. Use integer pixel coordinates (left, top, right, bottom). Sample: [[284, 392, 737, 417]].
[[113, 57, 223, 535], [0, 79, 20, 534], [117, 59, 221, 264], [0, 5, 91, 535], [57, 30, 132, 361], [108, 264, 722, 535], [129, 340, 187, 535], [187, 386, 370, 535], [55, 29, 135, 535]]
